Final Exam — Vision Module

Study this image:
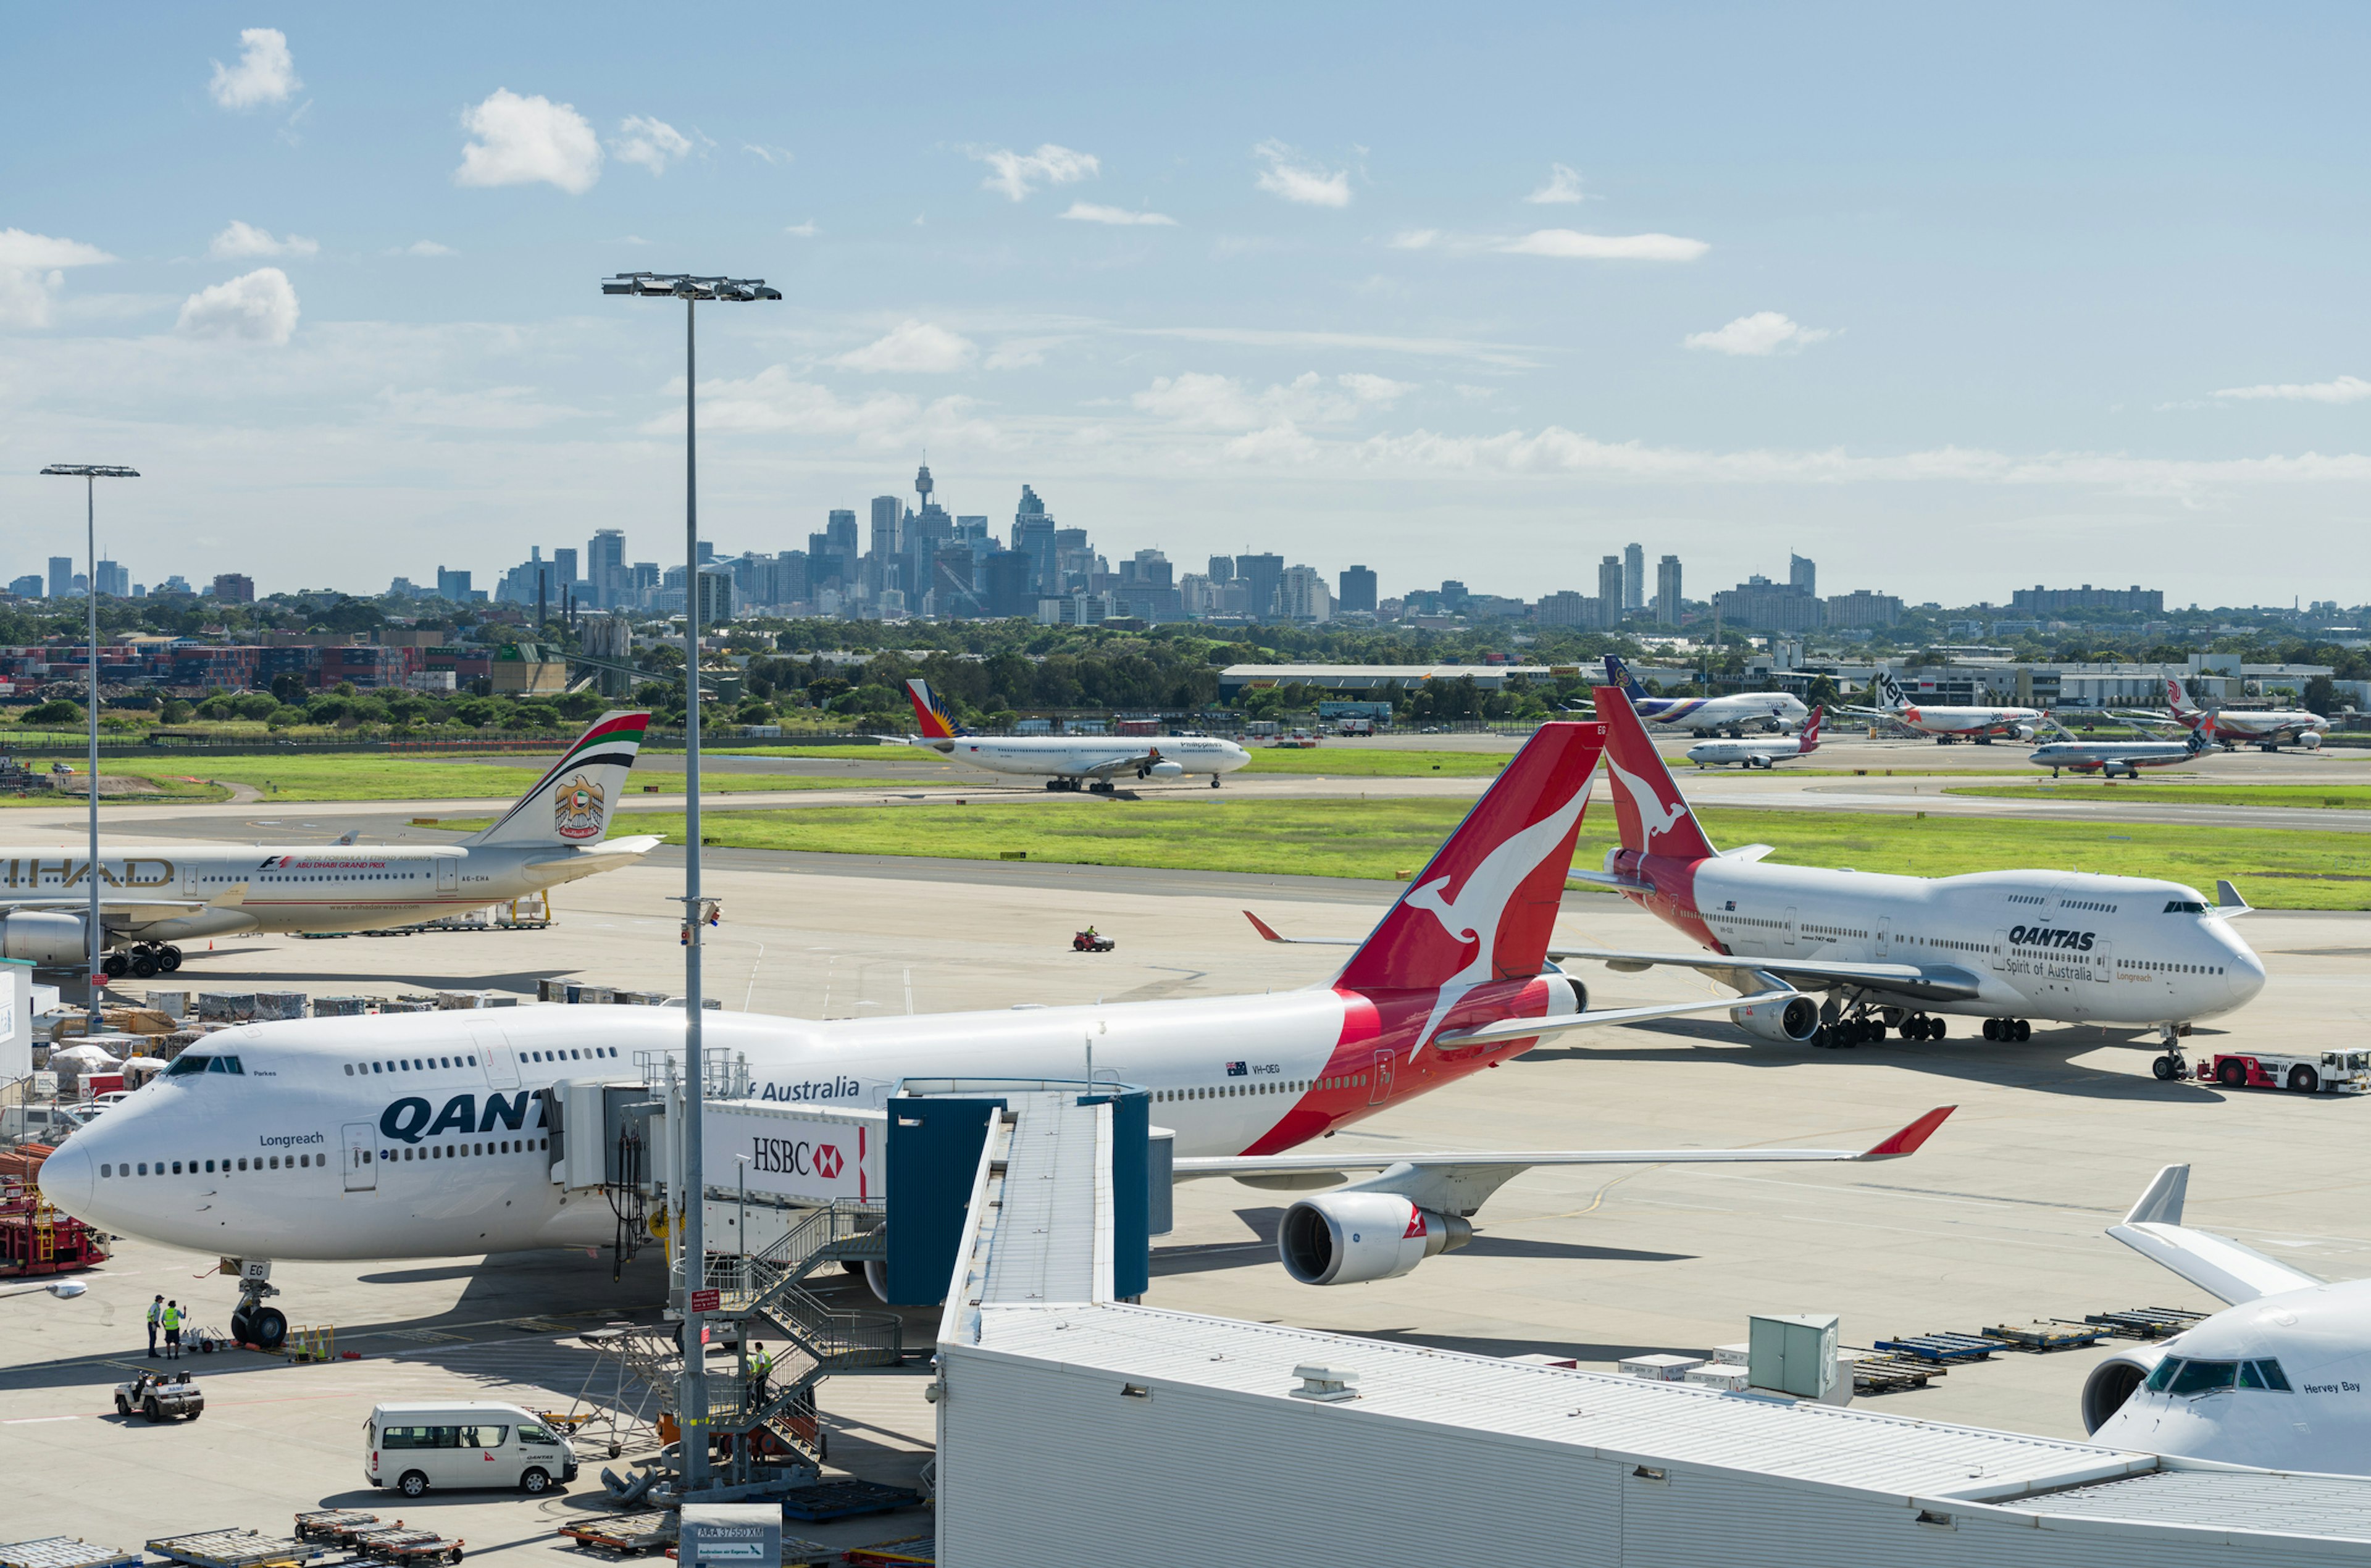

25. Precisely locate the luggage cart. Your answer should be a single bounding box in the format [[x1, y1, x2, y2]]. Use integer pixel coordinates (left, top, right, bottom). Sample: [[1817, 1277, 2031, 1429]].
[[1980, 1320, 2110, 1353], [2078, 1306, 2210, 1340], [556, 1514, 676, 1559], [146, 1532, 325, 1568], [1844, 1352, 1943, 1395], [290, 1516, 378, 1548], [1871, 1332, 2012, 1364], [0, 1540, 143, 1568], [349, 1530, 462, 1566]]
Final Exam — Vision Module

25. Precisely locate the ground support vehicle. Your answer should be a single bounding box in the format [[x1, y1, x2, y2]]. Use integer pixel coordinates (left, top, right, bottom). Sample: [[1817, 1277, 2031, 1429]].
[[2194, 1049, 2371, 1094], [1071, 931, 1114, 953], [114, 1370, 203, 1422]]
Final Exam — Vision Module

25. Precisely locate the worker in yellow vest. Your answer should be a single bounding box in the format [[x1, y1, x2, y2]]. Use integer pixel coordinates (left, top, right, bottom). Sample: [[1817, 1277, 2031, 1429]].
[[747, 1343, 773, 1406], [161, 1300, 183, 1361], [146, 1295, 164, 1357]]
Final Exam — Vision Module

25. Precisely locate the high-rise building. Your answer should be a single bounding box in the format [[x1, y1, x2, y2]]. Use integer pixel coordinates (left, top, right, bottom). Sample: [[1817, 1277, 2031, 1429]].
[[212, 572, 255, 604], [1656, 554, 1683, 625], [1206, 555, 1235, 584], [93, 559, 129, 598], [588, 529, 625, 606], [1825, 590, 1902, 629], [552, 548, 579, 593], [868, 496, 902, 597], [9, 574, 41, 598], [1712, 574, 1823, 633], [1279, 565, 1332, 623], [1235, 553, 1284, 618], [1012, 485, 1056, 594], [1597, 555, 1624, 628], [1337, 564, 1378, 615], [48, 556, 73, 599], [1536, 591, 1594, 628], [1789, 554, 1817, 597], [695, 565, 734, 625], [1623, 543, 1645, 611], [984, 548, 1035, 618]]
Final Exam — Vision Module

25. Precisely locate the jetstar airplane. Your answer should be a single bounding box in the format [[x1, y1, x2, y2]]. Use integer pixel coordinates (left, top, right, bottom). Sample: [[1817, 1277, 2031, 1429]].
[[884, 678, 1250, 792], [1684, 707, 1825, 770], [1579, 655, 1807, 738], [1253, 688, 2265, 1074], [43, 719, 1951, 1348], [0, 712, 658, 978], [1845, 670, 2041, 743], [2118, 676, 2328, 753]]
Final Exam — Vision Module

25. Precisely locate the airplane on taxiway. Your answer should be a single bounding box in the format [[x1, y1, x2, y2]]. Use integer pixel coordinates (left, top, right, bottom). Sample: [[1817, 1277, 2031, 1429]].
[[1684, 707, 1826, 769], [2118, 675, 2329, 753], [1578, 654, 1808, 737], [1844, 670, 2043, 744], [2028, 712, 2217, 778], [0, 711, 656, 978], [882, 678, 1248, 791], [42, 719, 1951, 1347]]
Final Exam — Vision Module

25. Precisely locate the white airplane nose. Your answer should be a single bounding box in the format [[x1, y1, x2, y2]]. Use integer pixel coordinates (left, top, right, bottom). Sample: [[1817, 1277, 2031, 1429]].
[[37, 1140, 93, 1215], [2228, 945, 2268, 1004]]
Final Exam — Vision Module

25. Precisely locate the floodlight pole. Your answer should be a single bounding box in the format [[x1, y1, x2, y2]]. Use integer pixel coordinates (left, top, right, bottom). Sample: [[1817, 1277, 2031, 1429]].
[[41, 464, 138, 1028], [602, 273, 777, 1496]]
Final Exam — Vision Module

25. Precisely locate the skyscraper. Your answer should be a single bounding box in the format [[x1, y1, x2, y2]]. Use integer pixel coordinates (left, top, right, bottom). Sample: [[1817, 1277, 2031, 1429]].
[[1656, 554, 1683, 625], [588, 528, 625, 607], [93, 560, 129, 598], [1206, 555, 1235, 583], [47, 556, 72, 599], [1597, 555, 1624, 628], [551, 548, 579, 595], [436, 567, 472, 603], [1790, 553, 1817, 597], [1337, 564, 1378, 614], [1623, 543, 1644, 611], [869, 496, 902, 597], [1012, 485, 1056, 594], [1235, 553, 1284, 619]]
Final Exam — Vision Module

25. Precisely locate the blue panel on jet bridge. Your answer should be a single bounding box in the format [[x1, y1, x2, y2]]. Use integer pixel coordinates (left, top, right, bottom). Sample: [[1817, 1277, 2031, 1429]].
[[884, 1096, 1003, 1306]]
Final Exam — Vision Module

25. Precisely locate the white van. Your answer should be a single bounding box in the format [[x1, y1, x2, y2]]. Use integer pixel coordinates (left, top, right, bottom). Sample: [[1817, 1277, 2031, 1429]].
[[366, 1401, 579, 1496]]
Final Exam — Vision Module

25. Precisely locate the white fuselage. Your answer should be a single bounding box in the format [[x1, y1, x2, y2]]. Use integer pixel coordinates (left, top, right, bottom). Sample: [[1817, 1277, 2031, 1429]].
[[1, 841, 654, 946], [2195, 708, 2328, 745], [2029, 740, 2201, 777], [1633, 693, 1808, 735], [43, 980, 1565, 1261], [1684, 736, 1816, 769], [926, 735, 1250, 782], [1669, 861, 2264, 1027], [1888, 703, 2042, 740]]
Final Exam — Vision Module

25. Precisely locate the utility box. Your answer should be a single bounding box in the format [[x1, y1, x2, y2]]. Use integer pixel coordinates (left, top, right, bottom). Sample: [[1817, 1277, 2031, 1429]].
[[679, 1504, 778, 1568], [1749, 1312, 1839, 1399], [0, 959, 29, 1081]]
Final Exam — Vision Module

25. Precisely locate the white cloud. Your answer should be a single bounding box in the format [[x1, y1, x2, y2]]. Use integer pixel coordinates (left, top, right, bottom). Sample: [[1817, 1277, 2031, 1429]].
[[985, 338, 1064, 370], [1252, 141, 1351, 207], [1133, 370, 1413, 430], [611, 115, 693, 177], [0, 228, 117, 330], [784, 221, 818, 238], [743, 143, 795, 165], [1524, 164, 1587, 204], [1338, 372, 1416, 405], [207, 28, 299, 110], [176, 267, 299, 344], [1126, 324, 1538, 369], [1684, 311, 1830, 356], [1060, 202, 1177, 227], [405, 240, 457, 257], [2215, 375, 2371, 404], [971, 144, 1099, 201], [832, 320, 977, 374], [1497, 228, 1708, 261], [210, 220, 318, 260], [454, 90, 603, 193], [1386, 228, 1440, 249]]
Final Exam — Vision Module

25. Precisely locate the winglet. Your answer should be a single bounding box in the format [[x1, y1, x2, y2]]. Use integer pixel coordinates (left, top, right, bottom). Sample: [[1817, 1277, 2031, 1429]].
[[1244, 910, 1287, 943], [2125, 1164, 2189, 1227], [1857, 1105, 1955, 1159]]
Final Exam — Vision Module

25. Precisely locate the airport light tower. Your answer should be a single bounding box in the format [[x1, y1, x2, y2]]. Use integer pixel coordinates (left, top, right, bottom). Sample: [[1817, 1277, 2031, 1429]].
[[600, 273, 778, 1494], [39, 463, 139, 1029]]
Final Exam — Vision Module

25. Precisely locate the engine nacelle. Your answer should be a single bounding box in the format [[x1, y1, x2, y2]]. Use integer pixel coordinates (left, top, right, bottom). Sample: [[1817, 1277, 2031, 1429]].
[[1146, 759, 1186, 778], [1, 911, 88, 967], [2082, 1344, 2170, 1433], [1731, 993, 1820, 1043], [2301, 731, 2324, 751], [2013, 724, 2036, 742], [1277, 1191, 1472, 1285]]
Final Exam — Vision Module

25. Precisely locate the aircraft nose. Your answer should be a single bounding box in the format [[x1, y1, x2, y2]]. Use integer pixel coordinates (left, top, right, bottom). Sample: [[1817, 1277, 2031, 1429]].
[[2227, 943, 2267, 1004], [37, 1139, 93, 1216]]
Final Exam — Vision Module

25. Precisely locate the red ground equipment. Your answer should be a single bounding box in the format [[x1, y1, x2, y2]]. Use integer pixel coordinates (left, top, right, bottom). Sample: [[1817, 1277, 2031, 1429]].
[[2196, 1050, 2371, 1095], [0, 1167, 111, 1277], [1071, 930, 1114, 953]]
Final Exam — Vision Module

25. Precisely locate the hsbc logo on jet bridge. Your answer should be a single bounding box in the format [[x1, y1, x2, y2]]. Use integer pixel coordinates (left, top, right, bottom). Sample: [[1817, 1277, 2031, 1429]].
[[2009, 925, 2097, 951], [703, 1101, 882, 1205]]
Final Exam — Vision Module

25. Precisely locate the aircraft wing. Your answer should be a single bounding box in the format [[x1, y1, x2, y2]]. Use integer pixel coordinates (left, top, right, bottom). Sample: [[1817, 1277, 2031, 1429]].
[[1431, 989, 1806, 1046], [1242, 911, 1361, 946], [1074, 751, 1158, 779], [2107, 1164, 2321, 1306], [1547, 947, 1987, 1003]]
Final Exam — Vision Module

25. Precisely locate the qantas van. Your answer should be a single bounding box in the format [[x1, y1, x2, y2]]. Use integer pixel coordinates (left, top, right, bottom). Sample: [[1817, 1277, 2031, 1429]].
[[366, 1401, 579, 1496]]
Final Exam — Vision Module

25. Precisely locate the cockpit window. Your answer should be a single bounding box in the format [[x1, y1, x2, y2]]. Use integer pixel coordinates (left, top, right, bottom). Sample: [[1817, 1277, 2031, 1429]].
[[2241, 1359, 2291, 1391], [2163, 899, 2209, 914], [163, 1055, 243, 1077], [2145, 1357, 2288, 1395]]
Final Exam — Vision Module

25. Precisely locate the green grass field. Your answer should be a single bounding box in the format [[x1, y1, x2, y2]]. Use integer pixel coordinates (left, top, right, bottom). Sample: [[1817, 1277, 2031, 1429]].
[[1948, 783, 2371, 810], [575, 798, 2371, 909], [1239, 748, 1511, 777]]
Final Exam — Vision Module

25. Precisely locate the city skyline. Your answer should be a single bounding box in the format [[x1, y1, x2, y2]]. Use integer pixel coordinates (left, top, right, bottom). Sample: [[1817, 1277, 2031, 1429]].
[[6, 9, 2371, 604]]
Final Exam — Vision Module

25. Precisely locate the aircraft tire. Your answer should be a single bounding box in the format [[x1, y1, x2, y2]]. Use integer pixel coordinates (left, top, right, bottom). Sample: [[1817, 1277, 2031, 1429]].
[[1928, 1017, 1946, 1040], [1983, 1019, 1999, 1041], [130, 953, 157, 978], [2012, 1019, 2031, 1042], [248, 1307, 287, 1351], [2151, 1055, 2177, 1080], [161, 946, 183, 971]]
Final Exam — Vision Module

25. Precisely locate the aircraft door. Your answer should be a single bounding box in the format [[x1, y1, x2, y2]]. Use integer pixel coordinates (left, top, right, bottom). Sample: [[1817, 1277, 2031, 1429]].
[[1368, 1049, 1395, 1105], [180, 860, 196, 898], [1873, 919, 1888, 959], [477, 1032, 520, 1088], [1991, 928, 2009, 972], [341, 1122, 378, 1191], [436, 856, 459, 894], [1783, 907, 1797, 949], [2092, 940, 2113, 987]]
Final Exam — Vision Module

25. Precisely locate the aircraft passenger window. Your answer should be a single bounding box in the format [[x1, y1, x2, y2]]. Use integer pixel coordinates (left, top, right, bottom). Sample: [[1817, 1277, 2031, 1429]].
[[100, 1165, 111, 1177], [345, 1065, 353, 1076], [540, 1137, 548, 1149], [2167, 1359, 2238, 1396], [468, 1056, 477, 1066], [172, 1161, 182, 1174], [206, 1160, 215, 1172], [237, 1158, 248, 1171]]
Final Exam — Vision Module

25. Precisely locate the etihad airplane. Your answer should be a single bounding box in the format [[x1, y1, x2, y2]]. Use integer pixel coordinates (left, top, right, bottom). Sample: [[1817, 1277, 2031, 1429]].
[[886, 678, 1249, 791], [2029, 713, 2215, 778], [0, 712, 658, 978], [2081, 1164, 2371, 1476], [1847, 670, 2041, 743], [2122, 676, 2328, 753], [1684, 707, 1825, 770], [1263, 690, 2266, 1072], [43, 720, 1951, 1346], [1586, 655, 1807, 737]]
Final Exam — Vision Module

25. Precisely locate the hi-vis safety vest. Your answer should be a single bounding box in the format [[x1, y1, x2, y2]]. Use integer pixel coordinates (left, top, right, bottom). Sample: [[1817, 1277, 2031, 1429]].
[[162, 1306, 182, 1330], [148, 1303, 162, 1325]]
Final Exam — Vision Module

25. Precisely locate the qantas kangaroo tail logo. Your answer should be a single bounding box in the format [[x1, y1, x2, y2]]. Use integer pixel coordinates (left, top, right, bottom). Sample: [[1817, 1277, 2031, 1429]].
[[1594, 686, 1720, 862], [905, 678, 962, 740], [1799, 706, 1825, 751], [1336, 721, 1605, 998]]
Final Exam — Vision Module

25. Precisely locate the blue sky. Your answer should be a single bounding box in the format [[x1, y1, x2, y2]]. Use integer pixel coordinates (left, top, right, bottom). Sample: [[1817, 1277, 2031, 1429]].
[[5, 4, 2368, 607]]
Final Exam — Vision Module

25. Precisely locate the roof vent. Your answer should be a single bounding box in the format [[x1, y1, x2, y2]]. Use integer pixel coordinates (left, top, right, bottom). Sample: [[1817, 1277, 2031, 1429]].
[[1289, 1364, 1358, 1403]]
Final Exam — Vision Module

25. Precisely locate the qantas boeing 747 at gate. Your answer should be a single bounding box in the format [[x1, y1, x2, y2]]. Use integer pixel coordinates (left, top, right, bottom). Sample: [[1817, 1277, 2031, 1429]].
[[43, 720, 1949, 1346]]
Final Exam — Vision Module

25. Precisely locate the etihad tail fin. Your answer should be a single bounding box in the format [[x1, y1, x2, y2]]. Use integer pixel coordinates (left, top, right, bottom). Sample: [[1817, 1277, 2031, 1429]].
[[466, 711, 652, 848], [906, 678, 962, 740], [1335, 721, 1605, 993], [1798, 706, 1824, 751], [1593, 686, 1720, 861], [1602, 654, 1649, 699]]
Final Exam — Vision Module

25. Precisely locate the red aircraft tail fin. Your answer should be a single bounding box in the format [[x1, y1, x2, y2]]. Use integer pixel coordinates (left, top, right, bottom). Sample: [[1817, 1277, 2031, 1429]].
[[1592, 686, 1720, 861], [1799, 706, 1824, 751]]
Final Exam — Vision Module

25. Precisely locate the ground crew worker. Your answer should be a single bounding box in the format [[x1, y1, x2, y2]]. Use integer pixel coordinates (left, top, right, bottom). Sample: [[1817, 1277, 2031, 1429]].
[[146, 1295, 163, 1357], [748, 1343, 773, 1404], [161, 1299, 183, 1361]]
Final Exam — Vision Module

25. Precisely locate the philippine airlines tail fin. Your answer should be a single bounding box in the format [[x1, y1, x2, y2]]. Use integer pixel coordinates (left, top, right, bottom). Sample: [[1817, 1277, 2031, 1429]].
[[906, 678, 963, 740], [1593, 686, 1720, 861], [1798, 706, 1825, 753], [466, 710, 651, 848], [1334, 721, 1605, 992], [1602, 654, 1650, 700]]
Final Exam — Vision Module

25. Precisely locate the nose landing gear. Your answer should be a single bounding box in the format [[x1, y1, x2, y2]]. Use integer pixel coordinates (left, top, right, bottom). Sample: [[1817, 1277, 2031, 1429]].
[[222, 1259, 288, 1352], [2148, 1023, 2191, 1083]]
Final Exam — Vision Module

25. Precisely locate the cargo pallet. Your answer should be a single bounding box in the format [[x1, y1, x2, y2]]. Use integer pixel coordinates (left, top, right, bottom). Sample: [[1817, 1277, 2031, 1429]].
[[1844, 1353, 1943, 1395], [776, 1480, 922, 1523], [291, 1514, 379, 1548], [1980, 1320, 2110, 1353], [2076, 1306, 2210, 1340], [1871, 1332, 2012, 1364], [145, 1531, 326, 1568], [0, 1539, 143, 1568], [349, 1529, 462, 1566], [557, 1514, 675, 1558]]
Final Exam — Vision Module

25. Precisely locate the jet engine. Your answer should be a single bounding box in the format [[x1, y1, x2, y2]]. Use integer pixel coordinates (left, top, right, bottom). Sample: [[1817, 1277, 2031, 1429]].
[[1731, 994, 1820, 1043], [1146, 759, 1186, 779], [2301, 732, 2324, 751], [2081, 1343, 2170, 1433], [2014, 724, 2037, 742], [0, 911, 88, 967], [1277, 1191, 1472, 1285]]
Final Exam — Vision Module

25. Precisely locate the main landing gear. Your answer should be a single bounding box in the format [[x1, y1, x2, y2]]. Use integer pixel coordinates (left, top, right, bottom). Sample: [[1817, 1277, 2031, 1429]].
[[1982, 1018, 2033, 1043], [1816, 1006, 1949, 1046], [2149, 1024, 2191, 1082], [101, 944, 183, 980]]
